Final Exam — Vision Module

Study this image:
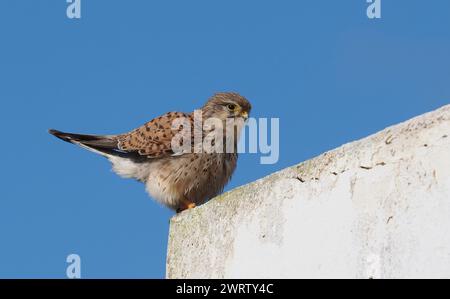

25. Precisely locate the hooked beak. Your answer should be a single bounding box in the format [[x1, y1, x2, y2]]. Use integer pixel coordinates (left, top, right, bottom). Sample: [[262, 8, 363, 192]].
[[240, 111, 249, 120]]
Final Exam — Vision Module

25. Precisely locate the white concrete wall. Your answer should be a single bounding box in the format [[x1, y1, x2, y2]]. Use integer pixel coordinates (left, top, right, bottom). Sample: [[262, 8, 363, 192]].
[[166, 104, 450, 279]]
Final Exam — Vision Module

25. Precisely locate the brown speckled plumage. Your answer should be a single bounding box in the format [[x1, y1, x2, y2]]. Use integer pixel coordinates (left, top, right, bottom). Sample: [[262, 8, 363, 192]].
[[49, 92, 251, 212]]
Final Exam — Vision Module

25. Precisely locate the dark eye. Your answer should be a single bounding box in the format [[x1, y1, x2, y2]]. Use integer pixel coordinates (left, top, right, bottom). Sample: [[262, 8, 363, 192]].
[[227, 104, 236, 111]]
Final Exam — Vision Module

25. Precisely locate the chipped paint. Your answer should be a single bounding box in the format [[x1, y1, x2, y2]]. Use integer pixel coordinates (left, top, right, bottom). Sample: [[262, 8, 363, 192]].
[[167, 104, 450, 278]]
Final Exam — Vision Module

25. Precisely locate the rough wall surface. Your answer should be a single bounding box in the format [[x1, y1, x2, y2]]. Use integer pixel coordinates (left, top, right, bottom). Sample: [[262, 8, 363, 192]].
[[166, 105, 450, 279]]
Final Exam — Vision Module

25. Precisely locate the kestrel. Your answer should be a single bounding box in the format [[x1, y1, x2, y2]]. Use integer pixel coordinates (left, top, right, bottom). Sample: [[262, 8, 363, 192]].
[[49, 92, 251, 212]]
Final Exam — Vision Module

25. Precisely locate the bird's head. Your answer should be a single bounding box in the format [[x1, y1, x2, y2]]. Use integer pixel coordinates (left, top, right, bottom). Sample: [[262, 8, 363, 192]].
[[201, 92, 252, 122]]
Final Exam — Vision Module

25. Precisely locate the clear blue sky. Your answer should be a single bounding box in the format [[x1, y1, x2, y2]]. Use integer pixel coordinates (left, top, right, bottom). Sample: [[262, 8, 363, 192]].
[[0, 1, 449, 278]]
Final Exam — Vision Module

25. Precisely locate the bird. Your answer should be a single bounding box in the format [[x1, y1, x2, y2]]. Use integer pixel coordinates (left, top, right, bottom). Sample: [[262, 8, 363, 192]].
[[49, 92, 251, 212]]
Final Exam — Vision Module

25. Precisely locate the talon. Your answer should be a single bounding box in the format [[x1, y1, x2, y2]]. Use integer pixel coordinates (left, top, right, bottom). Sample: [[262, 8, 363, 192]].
[[176, 198, 196, 213]]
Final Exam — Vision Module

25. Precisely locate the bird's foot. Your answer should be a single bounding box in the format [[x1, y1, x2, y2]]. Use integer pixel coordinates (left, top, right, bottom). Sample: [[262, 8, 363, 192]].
[[176, 200, 196, 213]]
